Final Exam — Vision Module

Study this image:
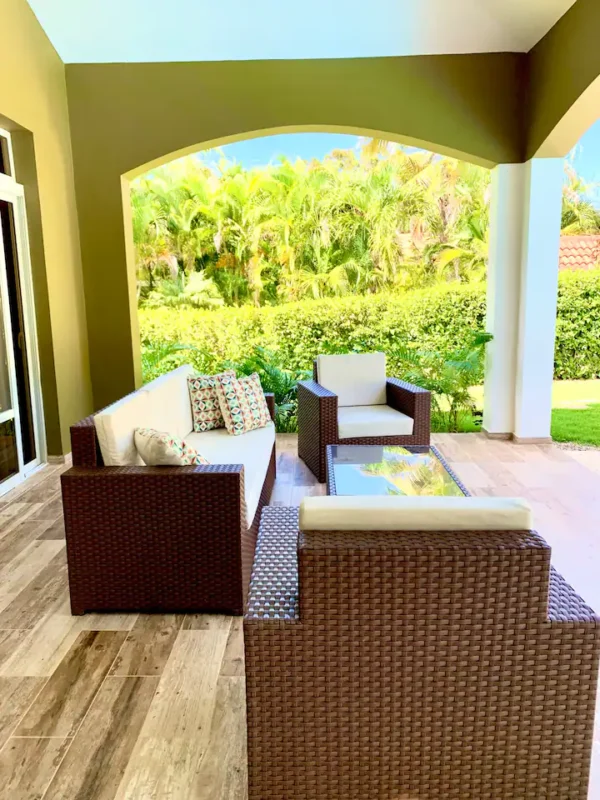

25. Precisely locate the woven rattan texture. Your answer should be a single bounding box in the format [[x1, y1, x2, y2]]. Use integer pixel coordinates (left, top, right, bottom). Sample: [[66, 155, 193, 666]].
[[244, 507, 600, 800], [62, 395, 277, 615], [298, 365, 431, 482]]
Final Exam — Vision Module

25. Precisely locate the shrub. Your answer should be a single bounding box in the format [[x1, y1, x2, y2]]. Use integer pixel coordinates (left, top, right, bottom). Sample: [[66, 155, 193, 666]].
[[139, 270, 600, 395], [139, 283, 487, 378], [555, 270, 600, 379]]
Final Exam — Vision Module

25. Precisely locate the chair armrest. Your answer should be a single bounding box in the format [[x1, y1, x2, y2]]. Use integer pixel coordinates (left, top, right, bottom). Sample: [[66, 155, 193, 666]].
[[297, 381, 338, 481], [245, 506, 300, 623], [548, 568, 600, 624], [264, 393, 275, 422], [387, 378, 431, 419]]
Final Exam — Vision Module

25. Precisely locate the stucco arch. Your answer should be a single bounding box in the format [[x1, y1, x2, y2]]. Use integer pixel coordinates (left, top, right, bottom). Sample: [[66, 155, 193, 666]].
[[124, 124, 494, 184], [66, 55, 524, 408]]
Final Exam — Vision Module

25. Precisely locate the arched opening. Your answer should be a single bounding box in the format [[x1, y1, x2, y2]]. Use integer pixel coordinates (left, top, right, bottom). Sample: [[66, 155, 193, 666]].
[[128, 129, 494, 435]]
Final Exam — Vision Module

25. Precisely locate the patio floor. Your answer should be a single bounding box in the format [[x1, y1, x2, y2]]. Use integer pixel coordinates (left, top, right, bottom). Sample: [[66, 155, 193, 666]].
[[0, 433, 599, 798]]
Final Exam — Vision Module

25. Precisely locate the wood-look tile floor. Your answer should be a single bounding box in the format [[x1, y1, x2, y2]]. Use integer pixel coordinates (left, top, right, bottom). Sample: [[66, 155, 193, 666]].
[[1, 433, 600, 799]]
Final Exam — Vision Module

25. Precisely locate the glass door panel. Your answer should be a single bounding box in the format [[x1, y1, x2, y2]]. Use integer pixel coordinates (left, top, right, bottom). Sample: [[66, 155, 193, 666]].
[[0, 200, 36, 466], [0, 193, 26, 488]]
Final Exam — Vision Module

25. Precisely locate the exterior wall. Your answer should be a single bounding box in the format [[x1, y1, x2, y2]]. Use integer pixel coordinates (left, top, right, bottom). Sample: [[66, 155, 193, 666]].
[[0, 0, 92, 454], [65, 55, 527, 409]]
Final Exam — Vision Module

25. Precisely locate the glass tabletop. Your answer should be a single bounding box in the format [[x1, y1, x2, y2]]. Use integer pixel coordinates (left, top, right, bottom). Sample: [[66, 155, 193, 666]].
[[328, 445, 466, 497]]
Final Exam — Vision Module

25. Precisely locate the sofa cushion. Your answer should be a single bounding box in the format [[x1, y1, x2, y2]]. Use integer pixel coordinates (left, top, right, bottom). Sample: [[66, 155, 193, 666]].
[[145, 365, 196, 439], [317, 352, 387, 407], [299, 496, 532, 532], [135, 427, 209, 466], [186, 421, 275, 525], [215, 372, 271, 436], [94, 389, 153, 466], [188, 370, 235, 432], [338, 404, 414, 439]]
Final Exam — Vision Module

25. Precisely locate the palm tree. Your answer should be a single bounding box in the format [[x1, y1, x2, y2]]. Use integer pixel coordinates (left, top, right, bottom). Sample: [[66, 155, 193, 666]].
[[131, 140, 598, 309]]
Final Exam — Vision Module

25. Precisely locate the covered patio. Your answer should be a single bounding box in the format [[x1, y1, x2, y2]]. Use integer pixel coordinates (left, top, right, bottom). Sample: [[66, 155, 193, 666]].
[[1, 0, 600, 797], [0, 434, 598, 797]]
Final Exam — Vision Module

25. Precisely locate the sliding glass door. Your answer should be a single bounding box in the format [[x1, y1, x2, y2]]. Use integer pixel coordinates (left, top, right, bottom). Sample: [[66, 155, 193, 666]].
[[0, 174, 44, 492]]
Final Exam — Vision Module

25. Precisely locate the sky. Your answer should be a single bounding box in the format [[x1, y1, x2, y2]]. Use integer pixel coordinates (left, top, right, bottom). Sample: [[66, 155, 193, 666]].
[[197, 121, 600, 205]]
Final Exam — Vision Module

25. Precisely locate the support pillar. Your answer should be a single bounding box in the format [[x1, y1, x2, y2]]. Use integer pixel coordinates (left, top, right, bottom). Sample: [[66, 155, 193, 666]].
[[483, 158, 563, 442]]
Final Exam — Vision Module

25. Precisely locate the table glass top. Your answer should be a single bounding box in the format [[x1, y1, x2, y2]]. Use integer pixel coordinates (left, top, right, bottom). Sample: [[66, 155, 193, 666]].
[[329, 445, 465, 497]]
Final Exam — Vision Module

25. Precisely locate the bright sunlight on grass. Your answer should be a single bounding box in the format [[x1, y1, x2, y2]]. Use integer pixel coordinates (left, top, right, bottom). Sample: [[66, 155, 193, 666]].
[[471, 380, 600, 446], [549, 380, 600, 446]]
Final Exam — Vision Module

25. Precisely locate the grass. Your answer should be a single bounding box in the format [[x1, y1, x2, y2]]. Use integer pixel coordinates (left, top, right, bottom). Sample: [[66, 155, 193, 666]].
[[469, 379, 600, 446], [548, 379, 600, 446]]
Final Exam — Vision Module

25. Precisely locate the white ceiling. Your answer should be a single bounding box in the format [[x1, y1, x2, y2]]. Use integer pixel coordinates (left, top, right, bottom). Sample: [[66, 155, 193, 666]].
[[27, 0, 576, 64]]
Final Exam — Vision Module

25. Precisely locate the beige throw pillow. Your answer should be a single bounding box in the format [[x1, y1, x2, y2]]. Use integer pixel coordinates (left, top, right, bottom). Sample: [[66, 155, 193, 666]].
[[134, 427, 209, 466]]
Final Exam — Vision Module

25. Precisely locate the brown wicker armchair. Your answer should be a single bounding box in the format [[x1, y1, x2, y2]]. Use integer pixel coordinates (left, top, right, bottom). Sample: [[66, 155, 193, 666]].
[[298, 353, 431, 482], [244, 500, 600, 800], [61, 393, 276, 616]]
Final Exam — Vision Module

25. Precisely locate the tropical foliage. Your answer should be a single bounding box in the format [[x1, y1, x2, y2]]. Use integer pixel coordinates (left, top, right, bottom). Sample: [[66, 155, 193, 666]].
[[132, 142, 600, 310], [131, 145, 493, 307], [392, 331, 493, 432]]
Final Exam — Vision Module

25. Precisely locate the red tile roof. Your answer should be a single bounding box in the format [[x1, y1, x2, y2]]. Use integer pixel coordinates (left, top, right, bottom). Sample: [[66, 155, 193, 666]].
[[559, 235, 600, 271]]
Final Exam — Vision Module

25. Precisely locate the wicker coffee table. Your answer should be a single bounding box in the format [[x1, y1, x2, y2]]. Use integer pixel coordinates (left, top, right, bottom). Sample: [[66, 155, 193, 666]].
[[325, 444, 468, 496]]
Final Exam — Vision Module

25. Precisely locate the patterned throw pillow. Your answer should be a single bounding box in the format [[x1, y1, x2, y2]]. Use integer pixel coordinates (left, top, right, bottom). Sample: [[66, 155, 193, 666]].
[[215, 372, 271, 436], [134, 428, 209, 466], [188, 371, 235, 432]]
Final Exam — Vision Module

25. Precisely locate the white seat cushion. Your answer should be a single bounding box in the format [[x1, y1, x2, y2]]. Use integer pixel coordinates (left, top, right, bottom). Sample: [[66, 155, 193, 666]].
[[299, 496, 532, 532], [144, 364, 195, 439], [317, 352, 387, 407], [338, 405, 414, 439], [186, 422, 275, 526]]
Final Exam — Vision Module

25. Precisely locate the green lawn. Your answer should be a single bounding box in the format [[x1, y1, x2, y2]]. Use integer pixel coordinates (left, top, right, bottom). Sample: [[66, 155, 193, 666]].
[[470, 380, 600, 446]]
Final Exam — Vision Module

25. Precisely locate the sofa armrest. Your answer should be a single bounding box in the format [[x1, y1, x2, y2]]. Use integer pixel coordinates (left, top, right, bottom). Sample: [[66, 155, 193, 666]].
[[264, 393, 275, 422], [61, 464, 246, 537], [297, 380, 338, 482], [61, 464, 248, 614]]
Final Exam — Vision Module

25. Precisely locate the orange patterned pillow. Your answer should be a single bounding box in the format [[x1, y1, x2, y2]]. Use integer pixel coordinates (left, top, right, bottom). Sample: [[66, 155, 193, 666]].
[[215, 372, 271, 436]]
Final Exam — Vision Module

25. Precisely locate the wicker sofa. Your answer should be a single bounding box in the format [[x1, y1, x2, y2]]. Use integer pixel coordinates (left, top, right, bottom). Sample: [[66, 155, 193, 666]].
[[298, 352, 431, 482], [244, 496, 600, 800], [61, 365, 276, 615]]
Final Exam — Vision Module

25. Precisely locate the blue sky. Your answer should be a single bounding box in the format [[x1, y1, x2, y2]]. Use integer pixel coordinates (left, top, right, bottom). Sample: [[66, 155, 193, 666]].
[[198, 121, 600, 205]]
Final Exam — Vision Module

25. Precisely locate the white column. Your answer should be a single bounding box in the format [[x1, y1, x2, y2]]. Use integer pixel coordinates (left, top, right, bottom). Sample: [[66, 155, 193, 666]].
[[482, 165, 524, 437], [513, 158, 563, 442], [483, 158, 563, 442]]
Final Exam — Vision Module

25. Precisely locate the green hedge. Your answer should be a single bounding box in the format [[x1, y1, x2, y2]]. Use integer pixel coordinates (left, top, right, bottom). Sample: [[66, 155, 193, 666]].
[[139, 271, 600, 381]]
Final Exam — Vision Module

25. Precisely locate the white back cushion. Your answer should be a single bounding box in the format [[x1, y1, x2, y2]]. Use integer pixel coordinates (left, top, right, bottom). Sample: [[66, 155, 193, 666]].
[[94, 389, 152, 466], [317, 352, 387, 407], [299, 496, 532, 532], [144, 364, 195, 439], [94, 364, 196, 466]]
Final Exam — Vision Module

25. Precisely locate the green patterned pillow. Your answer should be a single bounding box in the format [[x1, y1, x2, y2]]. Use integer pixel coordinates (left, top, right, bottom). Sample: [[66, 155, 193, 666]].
[[134, 428, 209, 466], [188, 371, 235, 432], [215, 372, 272, 436]]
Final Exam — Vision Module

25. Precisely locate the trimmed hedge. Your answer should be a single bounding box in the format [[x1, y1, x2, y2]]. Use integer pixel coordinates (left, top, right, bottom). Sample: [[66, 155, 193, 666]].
[[139, 271, 600, 381]]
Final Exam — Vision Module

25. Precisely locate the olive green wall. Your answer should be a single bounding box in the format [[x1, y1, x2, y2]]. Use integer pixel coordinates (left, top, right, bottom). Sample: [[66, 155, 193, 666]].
[[1, 0, 92, 455], [527, 0, 600, 158], [66, 54, 527, 408]]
